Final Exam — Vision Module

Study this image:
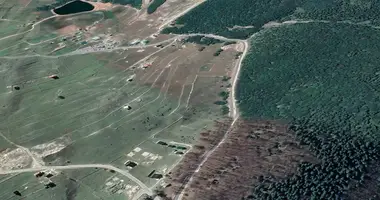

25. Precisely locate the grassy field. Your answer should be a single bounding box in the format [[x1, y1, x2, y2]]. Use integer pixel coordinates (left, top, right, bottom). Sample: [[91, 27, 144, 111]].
[[0, 0, 239, 198], [0, 169, 143, 200]]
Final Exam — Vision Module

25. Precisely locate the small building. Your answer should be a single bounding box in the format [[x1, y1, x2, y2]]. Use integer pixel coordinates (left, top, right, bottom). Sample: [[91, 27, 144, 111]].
[[44, 182, 56, 189], [13, 190, 21, 196], [124, 160, 138, 169], [34, 171, 45, 178], [48, 74, 59, 79], [157, 141, 168, 146], [129, 39, 140, 45], [148, 170, 163, 179], [45, 173, 54, 178]]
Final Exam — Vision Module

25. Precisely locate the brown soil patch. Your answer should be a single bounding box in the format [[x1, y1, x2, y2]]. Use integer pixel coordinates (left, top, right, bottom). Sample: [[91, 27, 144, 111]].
[[164, 119, 232, 198], [165, 120, 318, 200], [235, 42, 245, 52], [57, 25, 79, 35], [85, 1, 113, 11]]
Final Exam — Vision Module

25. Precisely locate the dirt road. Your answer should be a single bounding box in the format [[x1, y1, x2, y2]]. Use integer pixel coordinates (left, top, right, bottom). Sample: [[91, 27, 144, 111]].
[[0, 164, 152, 194], [175, 37, 249, 200]]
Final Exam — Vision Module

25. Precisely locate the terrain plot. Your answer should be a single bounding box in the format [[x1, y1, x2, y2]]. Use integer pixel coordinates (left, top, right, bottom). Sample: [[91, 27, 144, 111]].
[[0, 0, 242, 199]]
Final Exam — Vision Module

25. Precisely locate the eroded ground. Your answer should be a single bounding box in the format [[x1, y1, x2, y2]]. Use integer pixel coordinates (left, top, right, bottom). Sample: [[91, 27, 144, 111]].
[[165, 120, 317, 200]]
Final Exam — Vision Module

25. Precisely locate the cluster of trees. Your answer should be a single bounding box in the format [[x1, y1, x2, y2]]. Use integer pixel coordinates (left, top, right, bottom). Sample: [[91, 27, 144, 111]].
[[251, 119, 380, 199], [214, 91, 230, 115], [213, 49, 223, 56], [147, 0, 166, 14], [235, 23, 380, 198], [144, 187, 171, 200], [183, 36, 223, 45]]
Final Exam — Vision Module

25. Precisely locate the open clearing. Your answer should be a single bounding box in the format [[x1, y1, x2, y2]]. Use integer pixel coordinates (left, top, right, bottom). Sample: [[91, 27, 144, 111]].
[[0, 0, 243, 199]]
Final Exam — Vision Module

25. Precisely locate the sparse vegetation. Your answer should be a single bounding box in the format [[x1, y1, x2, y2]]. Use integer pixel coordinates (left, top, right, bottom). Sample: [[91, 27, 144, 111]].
[[198, 46, 206, 51], [214, 100, 227, 105], [213, 49, 223, 56], [222, 76, 231, 82], [221, 105, 229, 115], [234, 52, 243, 59], [218, 91, 229, 101], [184, 36, 223, 45], [103, 10, 115, 19], [223, 41, 236, 46]]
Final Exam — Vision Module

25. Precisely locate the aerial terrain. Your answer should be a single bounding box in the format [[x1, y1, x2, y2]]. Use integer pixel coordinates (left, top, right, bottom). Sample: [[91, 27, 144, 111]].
[[1, 0, 380, 200]]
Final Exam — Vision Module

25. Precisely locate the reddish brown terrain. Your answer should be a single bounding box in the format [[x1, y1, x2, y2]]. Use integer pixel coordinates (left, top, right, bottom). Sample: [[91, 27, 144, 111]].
[[164, 119, 232, 198], [165, 120, 318, 200]]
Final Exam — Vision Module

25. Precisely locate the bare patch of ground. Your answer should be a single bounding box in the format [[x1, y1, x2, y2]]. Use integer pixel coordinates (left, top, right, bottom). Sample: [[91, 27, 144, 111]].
[[30, 136, 71, 159], [165, 120, 317, 200], [227, 25, 255, 31], [163, 119, 232, 198], [57, 24, 79, 35], [86, 1, 114, 11], [235, 42, 245, 52], [0, 148, 32, 170], [262, 21, 283, 28]]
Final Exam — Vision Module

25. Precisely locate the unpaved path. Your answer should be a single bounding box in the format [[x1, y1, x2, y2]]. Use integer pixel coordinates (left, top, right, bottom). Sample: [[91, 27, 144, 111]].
[[230, 40, 248, 118], [0, 132, 42, 168], [0, 164, 152, 194], [175, 37, 248, 200]]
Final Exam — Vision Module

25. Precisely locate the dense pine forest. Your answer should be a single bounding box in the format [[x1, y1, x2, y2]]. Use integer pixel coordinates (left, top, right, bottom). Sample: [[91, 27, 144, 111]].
[[162, 0, 380, 39], [238, 23, 380, 199]]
